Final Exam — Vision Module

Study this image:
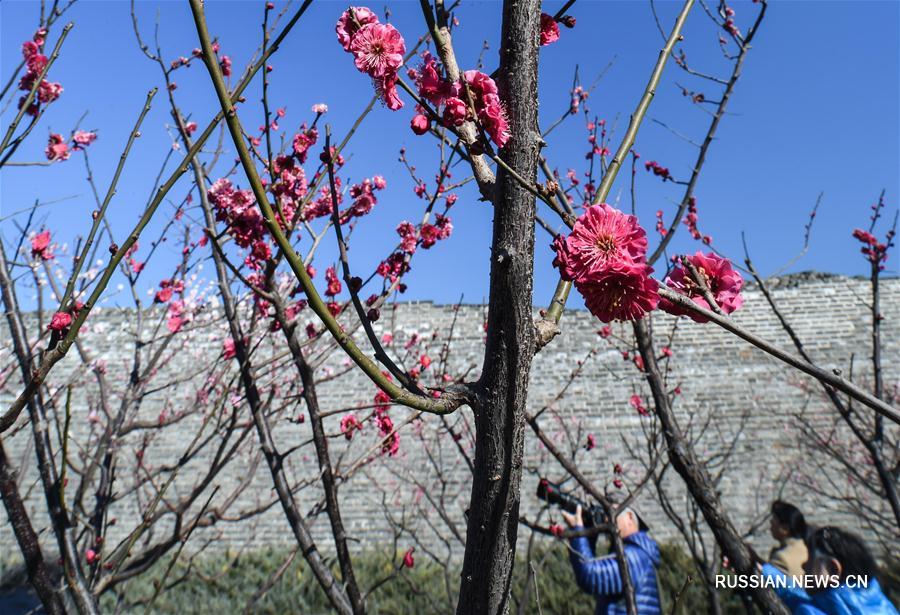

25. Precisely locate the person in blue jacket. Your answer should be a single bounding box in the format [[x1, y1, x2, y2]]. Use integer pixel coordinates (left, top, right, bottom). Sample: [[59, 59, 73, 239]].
[[761, 526, 898, 615], [562, 503, 661, 615]]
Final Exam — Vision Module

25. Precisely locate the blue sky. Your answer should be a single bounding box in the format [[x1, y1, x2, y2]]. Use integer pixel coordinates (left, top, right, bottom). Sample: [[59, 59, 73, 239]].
[[2, 0, 898, 308]]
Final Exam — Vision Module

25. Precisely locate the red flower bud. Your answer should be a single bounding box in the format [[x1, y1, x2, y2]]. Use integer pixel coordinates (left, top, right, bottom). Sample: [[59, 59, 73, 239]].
[[402, 548, 415, 568]]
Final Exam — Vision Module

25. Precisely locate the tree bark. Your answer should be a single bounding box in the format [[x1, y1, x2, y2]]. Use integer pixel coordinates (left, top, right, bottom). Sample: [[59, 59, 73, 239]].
[[456, 1, 541, 612]]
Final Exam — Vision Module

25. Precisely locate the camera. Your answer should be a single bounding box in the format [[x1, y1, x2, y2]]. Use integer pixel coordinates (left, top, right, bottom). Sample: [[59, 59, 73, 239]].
[[536, 478, 606, 527]]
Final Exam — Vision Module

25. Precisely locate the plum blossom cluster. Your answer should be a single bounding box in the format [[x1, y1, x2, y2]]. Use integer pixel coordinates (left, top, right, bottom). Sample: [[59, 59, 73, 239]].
[[48, 311, 72, 333], [336, 7, 512, 149], [340, 413, 363, 439], [336, 7, 405, 109], [44, 130, 97, 162], [685, 197, 712, 245], [152, 278, 194, 333], [304, 168, 385, 226], [125, 242, 145, 274], [644, 160, 671, 182], [630, 394, 649, 417], [553, 204, 658, 322], [585, 119, 609, 162], [408, 52, 510, 148], [168, 41, 227, 79], [269, 154, 309, 224], [569, 85, 589, 114], [539, 12, 576, 46], [30, 230, 54, 261], [45, 134, 69, 161], [292, 125, 319, 161], [852, 228, 894, 268], [373, 380, 399, 456], [553, 206, 743, 323], [539, 13, 560, 46], [19, 29, 63, 116], [340, 175, 387, 224], [374, 214, 453, 289], [153, 278, 184, 304], [722, 6, 741, 37], [321, 265, 345, 316], [207, 178, 270, 270], [659, 252, 744, 323], [395, 215, 453, 253], [47, 301, 85, 335]]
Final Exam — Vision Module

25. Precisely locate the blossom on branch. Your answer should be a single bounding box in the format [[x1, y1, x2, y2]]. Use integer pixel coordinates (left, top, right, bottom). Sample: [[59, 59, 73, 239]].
[[349, 23, 405, 78], [578, 263, 660, 323], [340, 414, 362, 440], [410, 113, 430, 135], [291, 127, 318, 162], [223, 337, 238, 360], [659, 251, 744, 323], [540, 13, 560, 46], [219, 55, 232, 77], [208, 178, 269, 269], [442, 96, 467, 126], [463, 70, 510, 147], [852, 227, 893, 267], [630, 394, 649, 416], [72, 130, 97, 149], [18, 30, 63, 116], [325, 266, 342, 297], [31, 230, 53, 261], [552, 204, 648, 281], [408, 53, 510, 146], [337, 8, 406, 110], [415, 52, 455, 107], [48, 311, 72, 333], [402, 547, 415, 568], [644, 160, 671, 182], [373, 72, 403, 110], [552, 204, 658, 323], [45, 133, 69, 161], [335, 6, 378, 51], [376, 414, 400, 456]]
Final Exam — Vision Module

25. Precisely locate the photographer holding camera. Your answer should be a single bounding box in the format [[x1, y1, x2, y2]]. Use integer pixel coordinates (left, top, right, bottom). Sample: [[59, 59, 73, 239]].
[[561, 499, 662, 615]]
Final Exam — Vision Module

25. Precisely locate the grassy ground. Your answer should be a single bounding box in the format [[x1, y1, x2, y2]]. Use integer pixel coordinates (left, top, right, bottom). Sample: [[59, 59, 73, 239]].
[[96, 542, 751, 614], [3, 541, 897, 614]]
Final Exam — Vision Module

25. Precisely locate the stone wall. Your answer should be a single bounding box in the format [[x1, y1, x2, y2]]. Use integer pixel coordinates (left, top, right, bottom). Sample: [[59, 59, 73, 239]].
[[1, 273, 897, 563]]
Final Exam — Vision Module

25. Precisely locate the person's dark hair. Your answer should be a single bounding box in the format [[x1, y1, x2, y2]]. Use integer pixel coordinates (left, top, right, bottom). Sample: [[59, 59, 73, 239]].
[[806, 526, 879, 581], [771, 500, 807, 538]]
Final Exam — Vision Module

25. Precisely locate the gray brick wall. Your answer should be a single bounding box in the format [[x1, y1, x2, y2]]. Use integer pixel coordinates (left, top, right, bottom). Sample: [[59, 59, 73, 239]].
[[1, 273, 897, 563]]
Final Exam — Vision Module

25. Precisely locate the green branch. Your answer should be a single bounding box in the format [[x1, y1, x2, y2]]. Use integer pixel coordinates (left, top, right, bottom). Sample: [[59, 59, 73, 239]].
[[541, 0, 694, 328], [189, 0, 469, 415]]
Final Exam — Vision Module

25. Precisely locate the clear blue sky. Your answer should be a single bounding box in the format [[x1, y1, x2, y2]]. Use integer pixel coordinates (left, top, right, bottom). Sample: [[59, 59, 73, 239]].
[[2, 1, 898, 308]]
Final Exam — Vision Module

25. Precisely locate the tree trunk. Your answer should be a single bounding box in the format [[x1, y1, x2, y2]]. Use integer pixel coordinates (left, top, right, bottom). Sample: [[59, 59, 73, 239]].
[[456, 1, 541, 612]]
